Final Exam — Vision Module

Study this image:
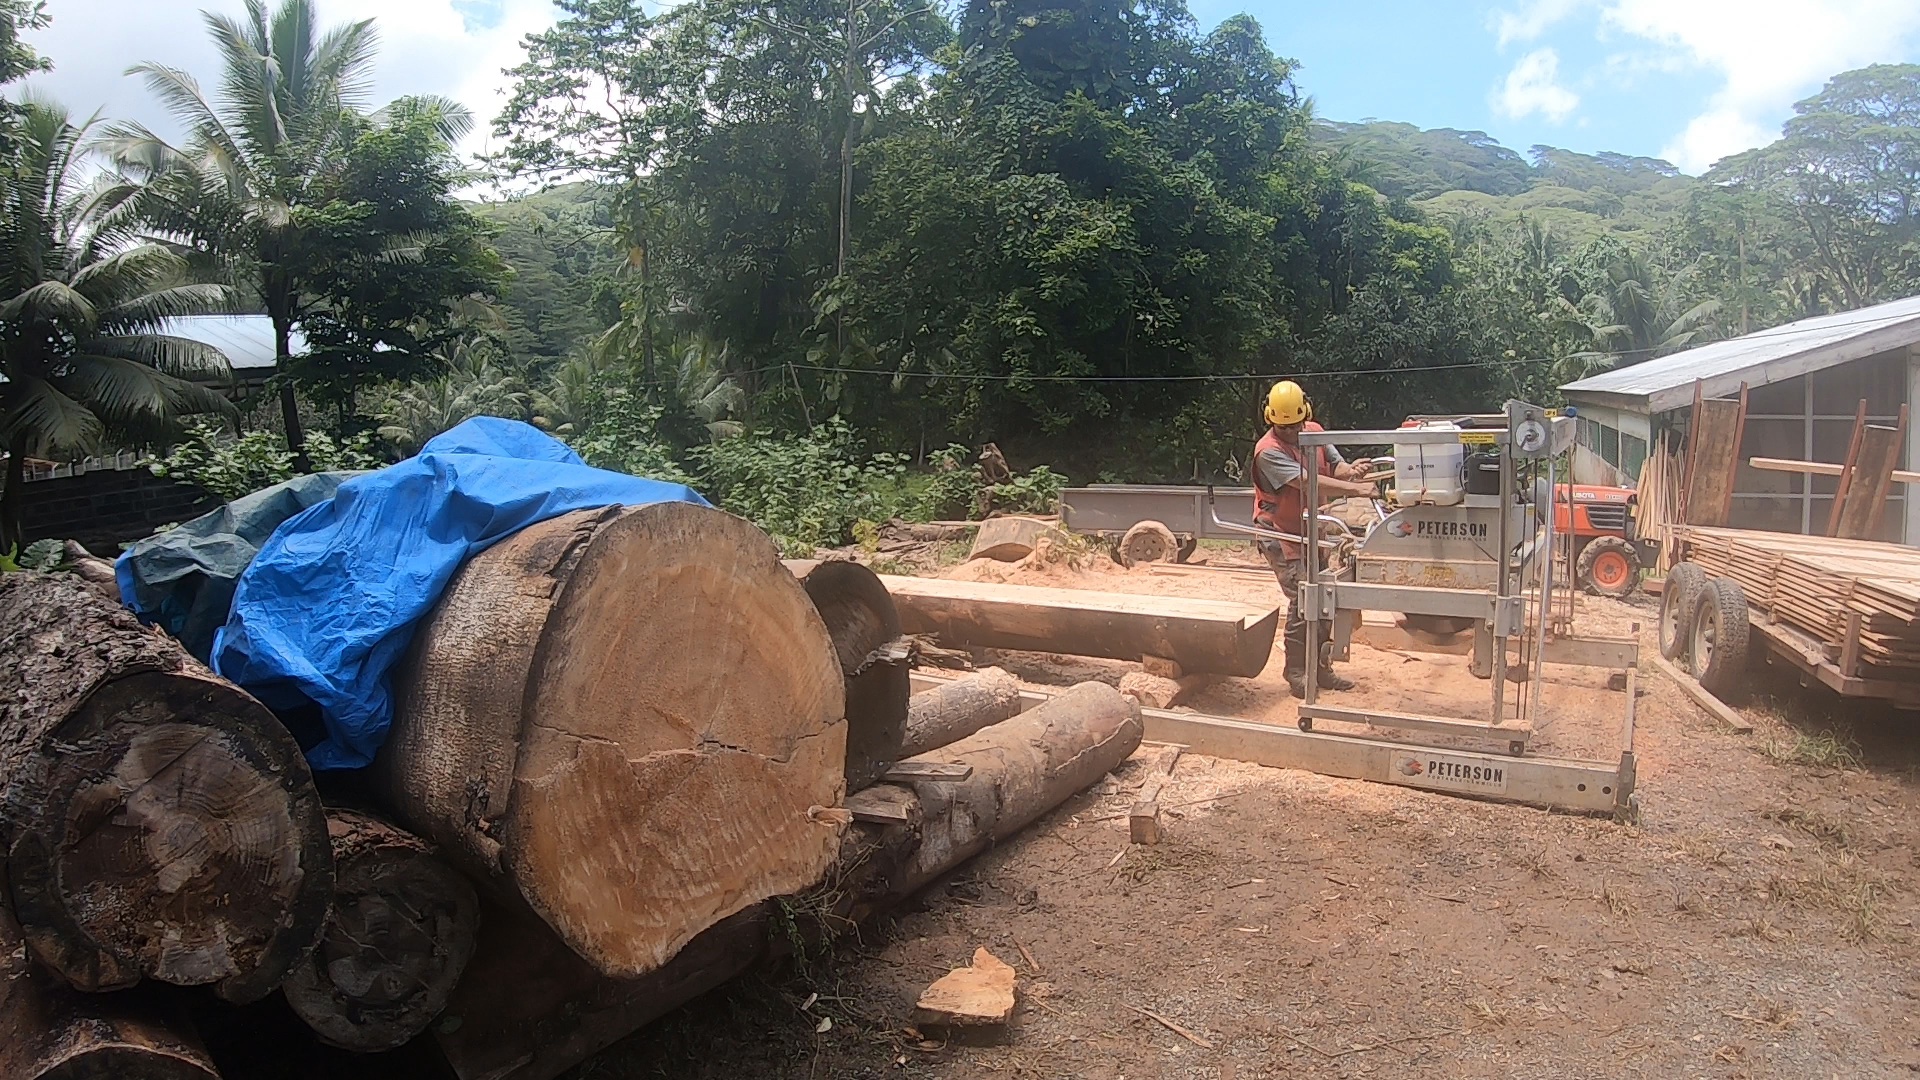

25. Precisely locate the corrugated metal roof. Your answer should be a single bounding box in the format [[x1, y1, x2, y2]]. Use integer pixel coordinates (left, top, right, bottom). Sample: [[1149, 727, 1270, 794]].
[[161, 314, 306, 373], [1560, 293, 1920, 414]]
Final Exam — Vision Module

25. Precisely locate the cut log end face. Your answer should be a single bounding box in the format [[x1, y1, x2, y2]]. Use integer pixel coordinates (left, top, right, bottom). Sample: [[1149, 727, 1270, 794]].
[[282, 824, 480, 1052], [914, 947, 1017, 1028], [499, 504, 849, 977], [8, 671, 329, 1002]]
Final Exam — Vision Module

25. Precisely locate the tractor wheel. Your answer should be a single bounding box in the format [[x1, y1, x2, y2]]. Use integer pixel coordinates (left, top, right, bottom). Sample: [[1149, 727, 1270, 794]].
[[1118, 520, 1180, 567], [1659, 562, 1706, 661], [1690, 577, 1752, 696], [1576, 536, 1641, 598]]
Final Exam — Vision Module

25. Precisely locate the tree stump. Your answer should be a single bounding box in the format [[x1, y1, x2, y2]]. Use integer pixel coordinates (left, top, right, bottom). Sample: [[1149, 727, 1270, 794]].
[[784, 559, 909, 789], [1, 895, 221, 1079], [282, 810, 479, 1052], [900, 667, 1022, 758], [379, 503, 848, 979], [0, 573, 331, 1003]]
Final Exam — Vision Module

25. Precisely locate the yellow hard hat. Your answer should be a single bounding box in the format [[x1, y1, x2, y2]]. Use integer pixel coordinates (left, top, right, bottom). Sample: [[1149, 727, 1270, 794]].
[[1265, 380, 1311, 426]]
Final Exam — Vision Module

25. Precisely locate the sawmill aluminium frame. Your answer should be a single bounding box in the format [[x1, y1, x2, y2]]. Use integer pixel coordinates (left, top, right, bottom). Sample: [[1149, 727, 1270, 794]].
[[908, 672, 1639, 820]]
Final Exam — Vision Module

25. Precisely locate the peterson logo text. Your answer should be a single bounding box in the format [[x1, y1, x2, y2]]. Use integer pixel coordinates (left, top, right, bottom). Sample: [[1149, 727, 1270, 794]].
[[1414, 521, 1489, 539]]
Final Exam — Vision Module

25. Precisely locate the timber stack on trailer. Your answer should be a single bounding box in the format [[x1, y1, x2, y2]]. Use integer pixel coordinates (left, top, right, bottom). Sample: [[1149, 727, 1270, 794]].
[[377, 502, 852, 978]]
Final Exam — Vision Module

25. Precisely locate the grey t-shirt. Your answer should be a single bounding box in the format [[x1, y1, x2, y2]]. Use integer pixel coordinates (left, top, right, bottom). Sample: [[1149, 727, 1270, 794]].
[[1255, 441, 1344, 492]]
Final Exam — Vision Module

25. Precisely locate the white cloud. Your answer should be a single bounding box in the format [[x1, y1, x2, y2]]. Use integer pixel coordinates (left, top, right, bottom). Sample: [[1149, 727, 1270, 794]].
[[1601, 0, 1920, 171], [17, 0, 557, 163], [1494, 48, 1581, 123], [1491, 0, 1586, 48]]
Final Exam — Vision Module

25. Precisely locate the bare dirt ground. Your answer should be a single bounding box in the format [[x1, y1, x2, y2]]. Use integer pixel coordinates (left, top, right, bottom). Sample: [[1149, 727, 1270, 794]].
[[578, 545, 1920, 1080]]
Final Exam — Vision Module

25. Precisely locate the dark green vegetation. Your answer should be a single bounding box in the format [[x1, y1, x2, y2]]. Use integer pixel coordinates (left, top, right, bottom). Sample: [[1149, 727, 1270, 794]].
[[4, 0, 1919, 554]]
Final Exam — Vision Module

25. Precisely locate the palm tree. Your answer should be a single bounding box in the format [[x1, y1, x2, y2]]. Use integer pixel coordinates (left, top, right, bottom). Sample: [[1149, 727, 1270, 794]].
[[0, 101, 235, 548], [106, 0, 471, 470], [370, 344, 529, 455], [1554, 250, 1721, 382]]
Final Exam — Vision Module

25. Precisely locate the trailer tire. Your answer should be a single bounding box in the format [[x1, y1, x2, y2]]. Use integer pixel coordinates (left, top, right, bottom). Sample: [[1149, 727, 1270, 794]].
[[1576, 536, 1641, 597], [1118, 520, 1180, 567], [1659, 562, 1706, 661], [1690, 576, 1751, 695]]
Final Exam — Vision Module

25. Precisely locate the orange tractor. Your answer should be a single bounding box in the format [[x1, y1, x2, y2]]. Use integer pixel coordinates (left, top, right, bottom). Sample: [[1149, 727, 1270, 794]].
[[1555, 483, 1655, 598]]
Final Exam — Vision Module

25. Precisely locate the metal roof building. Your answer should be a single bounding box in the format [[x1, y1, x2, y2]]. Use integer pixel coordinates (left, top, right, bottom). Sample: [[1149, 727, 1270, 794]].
[[1561, 294, 1920, 542], [163, 314, 305, 384]]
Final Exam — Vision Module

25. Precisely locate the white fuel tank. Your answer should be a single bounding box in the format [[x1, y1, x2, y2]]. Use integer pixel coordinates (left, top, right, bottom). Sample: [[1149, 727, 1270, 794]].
[[1391, 422, 1466, 506]]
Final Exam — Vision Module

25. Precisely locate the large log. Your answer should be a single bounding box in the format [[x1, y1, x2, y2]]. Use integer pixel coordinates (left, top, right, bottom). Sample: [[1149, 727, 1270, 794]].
[[0, 573, 331, 1003], [378, 503, 848, 979], [784, 559, 909, 789], [282, 810, 479, 1052], [899, 667, 1022, 758], [433, 681, 1143, 1080], [879, 574, 1279, 677], [1, 897, 221, 1080]]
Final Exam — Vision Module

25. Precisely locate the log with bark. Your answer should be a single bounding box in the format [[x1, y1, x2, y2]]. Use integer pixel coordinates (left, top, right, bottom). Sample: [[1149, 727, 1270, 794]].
[[1, 895, 220, 1080], [0, 573, 332, 1003], [432, 680, 1143, 1080], [898, 667, 1022, 759], [378, 503, 848, 979], [784, 559, 909, 789], [282, 810, 479, 1052]]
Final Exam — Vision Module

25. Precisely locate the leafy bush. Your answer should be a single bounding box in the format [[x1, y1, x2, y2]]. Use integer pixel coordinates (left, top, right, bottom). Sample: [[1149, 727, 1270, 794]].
[[149, 421, 385, 501], [564, 391, 696, 487], [0, 539, 67, 573], [693, 418, 907, 555], [911, 445, 984, 521], [990, 464, 1066, 515]]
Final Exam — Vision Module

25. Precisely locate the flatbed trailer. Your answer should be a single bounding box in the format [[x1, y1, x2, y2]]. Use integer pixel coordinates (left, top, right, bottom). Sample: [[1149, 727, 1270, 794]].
[[1665, 525, 1920, 708], [1059, 484, 1262, 556]]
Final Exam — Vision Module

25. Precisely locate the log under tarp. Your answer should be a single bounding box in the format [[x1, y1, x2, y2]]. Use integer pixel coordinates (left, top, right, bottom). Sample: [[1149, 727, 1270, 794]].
[[432, 681, 1143, 1080], [0, 573, 331, 1003], [880, 574, 1279, 677], [378, 502, 849, 979]]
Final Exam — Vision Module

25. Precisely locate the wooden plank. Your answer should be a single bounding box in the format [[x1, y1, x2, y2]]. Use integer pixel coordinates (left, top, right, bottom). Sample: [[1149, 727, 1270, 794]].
[[844, 784, 920, 825], [880, 575, 1280, 678], [879, 761, 973, 783], [1749, 456, 1920, 486], [1825, 399, 1870, 537], [1649, 653, 1753, 734], [1840, 610, 1864, 678], [1682, 380, 1747, 527], [1128, 745, 1181, 845], [1835, 405, 1909, 540]]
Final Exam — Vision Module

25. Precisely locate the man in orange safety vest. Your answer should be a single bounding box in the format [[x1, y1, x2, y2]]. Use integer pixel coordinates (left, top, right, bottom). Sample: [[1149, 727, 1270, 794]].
[[1248, 380, 1376, 697]]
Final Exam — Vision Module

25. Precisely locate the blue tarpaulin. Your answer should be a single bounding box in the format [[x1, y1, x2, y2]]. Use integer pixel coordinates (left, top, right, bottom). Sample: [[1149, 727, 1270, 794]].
[[204, 417, 709, 770]]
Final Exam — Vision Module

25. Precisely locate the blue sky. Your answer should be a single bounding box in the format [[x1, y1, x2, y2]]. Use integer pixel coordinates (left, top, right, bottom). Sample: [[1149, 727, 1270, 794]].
[[22, 0, 1920, 176]]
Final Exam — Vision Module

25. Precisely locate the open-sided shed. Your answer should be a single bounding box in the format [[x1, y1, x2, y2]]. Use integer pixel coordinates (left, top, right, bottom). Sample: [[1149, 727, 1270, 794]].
[[1561, 294, 1920, 542]]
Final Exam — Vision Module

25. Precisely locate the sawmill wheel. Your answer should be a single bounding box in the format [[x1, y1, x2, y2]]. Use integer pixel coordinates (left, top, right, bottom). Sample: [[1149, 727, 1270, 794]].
[[1118, 520, 1180, 566], [1690, 576, 1751, 695], [1576, 536, 1641, 598], [1659, 562, 1707, 661]]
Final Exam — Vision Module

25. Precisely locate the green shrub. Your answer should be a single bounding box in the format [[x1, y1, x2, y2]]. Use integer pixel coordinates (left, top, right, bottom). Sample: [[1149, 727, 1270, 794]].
[[912, 445, 983, 521], [990, 464, 1065, 515], [149, 422, 384, 501], [693, 418, 907, 555], [564, 392, 695, 487]]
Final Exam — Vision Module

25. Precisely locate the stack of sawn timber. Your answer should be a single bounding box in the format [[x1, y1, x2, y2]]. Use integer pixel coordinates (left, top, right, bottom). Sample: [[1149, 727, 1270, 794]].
[[1678, 526, 1920, 673]]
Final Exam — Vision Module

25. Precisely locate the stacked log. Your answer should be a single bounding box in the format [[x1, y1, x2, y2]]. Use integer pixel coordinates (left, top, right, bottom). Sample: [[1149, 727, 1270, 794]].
[[432, 680, 1143, 1080], [282, 810, 479, 1052], [784, 559, 910, 789], [0, 573, 332, 1004], [900, 667, 1022, 757], [1, 899, 220, 1080], [378, 503, 850, 979]]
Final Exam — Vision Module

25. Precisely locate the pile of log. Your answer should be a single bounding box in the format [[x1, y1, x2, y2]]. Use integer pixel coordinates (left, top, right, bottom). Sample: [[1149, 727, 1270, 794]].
[[2, 501, 1139, 1079], [1677, 525, 1920, 672]]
